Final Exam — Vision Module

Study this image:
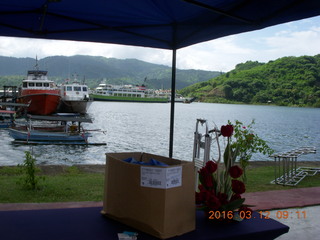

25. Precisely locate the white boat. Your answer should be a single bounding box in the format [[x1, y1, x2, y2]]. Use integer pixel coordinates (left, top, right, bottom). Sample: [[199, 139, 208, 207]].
[[58, 80, 92, 114], [90, 82, 169, 103]]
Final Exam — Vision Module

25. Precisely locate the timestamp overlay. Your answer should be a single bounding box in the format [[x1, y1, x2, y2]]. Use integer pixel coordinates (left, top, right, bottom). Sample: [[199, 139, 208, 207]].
[[206, 207, 319, 239], [259, 210, 307, 220]]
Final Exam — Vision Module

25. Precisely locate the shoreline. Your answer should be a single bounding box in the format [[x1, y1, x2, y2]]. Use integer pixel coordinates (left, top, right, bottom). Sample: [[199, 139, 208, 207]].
[[1, 161, 320, 175]]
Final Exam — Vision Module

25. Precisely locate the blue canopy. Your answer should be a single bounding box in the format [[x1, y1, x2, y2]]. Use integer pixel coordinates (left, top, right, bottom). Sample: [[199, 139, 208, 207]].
[[1, 0, 319, 157], [0, 0, 319, 50]]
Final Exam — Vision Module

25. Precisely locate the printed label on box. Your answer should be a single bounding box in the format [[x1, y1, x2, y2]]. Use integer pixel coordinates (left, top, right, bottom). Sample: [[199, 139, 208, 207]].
[[140, 166, 182, 189]]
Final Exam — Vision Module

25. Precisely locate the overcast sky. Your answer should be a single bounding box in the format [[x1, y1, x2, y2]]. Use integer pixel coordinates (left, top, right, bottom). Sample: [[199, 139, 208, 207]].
[[0, 16, 319, 72]]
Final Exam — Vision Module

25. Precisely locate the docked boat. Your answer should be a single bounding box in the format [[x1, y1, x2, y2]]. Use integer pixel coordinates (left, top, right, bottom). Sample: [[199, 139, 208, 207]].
[[58, 81, 92, 114], [8, 114, 93, 143], [0, 110, 16, 128], [90, 82, 169, 103], [17, 66, 60, 115], [0, 102, 30, 117]]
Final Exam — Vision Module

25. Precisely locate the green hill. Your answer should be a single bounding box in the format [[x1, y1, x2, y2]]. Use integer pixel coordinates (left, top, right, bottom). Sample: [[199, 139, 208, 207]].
[[0, 55, 220, 90], [180, 55, 320, 107]]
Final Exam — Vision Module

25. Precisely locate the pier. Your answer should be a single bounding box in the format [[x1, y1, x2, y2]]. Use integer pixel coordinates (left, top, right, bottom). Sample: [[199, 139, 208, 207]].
[[0, 86, 18, 103]]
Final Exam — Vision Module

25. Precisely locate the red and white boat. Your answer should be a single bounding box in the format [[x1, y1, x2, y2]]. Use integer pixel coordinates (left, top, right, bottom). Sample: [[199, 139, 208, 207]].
[[18, 69, 61, 115]]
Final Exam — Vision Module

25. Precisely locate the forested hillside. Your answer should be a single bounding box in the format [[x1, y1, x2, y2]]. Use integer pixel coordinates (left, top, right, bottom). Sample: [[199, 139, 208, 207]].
[[180, 55, 320, 107], [0, 55, 220, 90]]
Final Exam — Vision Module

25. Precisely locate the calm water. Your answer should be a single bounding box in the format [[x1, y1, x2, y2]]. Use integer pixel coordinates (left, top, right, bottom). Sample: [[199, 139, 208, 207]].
[[0, 102, 319, 166]]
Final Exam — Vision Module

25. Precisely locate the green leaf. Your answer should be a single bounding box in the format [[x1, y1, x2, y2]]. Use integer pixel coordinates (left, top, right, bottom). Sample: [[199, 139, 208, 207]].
[[220, 198, 246, 211]]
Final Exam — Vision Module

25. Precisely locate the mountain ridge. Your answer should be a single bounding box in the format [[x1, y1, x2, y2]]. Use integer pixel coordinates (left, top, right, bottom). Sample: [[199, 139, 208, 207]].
[[0, 55, 221, 90], [179, 55, 320, 107]]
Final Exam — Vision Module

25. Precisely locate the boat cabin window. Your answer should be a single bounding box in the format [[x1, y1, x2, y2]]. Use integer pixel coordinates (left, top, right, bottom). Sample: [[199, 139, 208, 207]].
[[74, 86, 81, 91], [82, 86, 87, 92], [44, 83, 49, 87], [67, 86, 72, 91], [36, 83, 42, 87], [29, 83, 35, 87], [23, 82, 27, 88]]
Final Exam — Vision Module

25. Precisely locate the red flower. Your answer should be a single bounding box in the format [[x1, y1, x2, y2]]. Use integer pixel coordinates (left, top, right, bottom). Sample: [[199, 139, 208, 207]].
[[199, 166, 214, 188], [198, 167, 208, 176], [230, 193, 242, 202], [220, 125, 234, 137], [196, 186, 211, 203], [205, 161, 217, 174], [198, 184, 206, 192], [217, 192, 229, 205], [196, 187, 217, 204], [229, 165, 243, 178], [207, 195, 221, 210], [231, 179, 246, 194], [203, 173, 213, 188]]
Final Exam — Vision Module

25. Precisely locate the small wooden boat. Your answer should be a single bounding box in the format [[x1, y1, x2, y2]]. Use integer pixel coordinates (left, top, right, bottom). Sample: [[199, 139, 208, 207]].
[[8, 114, 93, 143], [9, 128, 92, 142], [12, 124, 66, 132]]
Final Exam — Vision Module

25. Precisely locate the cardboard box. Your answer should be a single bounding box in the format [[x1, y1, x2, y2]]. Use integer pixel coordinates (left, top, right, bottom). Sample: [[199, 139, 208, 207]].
[[102, 152, 195, 239]]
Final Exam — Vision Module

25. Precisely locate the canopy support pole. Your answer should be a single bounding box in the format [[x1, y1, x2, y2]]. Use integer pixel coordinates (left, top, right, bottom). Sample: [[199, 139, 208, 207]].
[[169, 49, 176, 158]]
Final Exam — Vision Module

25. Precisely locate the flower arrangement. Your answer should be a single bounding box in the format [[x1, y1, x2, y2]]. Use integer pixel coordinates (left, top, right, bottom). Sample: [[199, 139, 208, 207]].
[[195, 121, 272, 221]]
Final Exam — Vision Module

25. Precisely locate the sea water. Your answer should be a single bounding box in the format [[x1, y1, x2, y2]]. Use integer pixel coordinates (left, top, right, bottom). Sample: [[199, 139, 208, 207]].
[[0, 102, 319, 165]]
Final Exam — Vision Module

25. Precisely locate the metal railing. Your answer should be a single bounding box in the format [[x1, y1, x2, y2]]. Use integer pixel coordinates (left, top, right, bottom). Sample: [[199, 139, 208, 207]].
[[271, 147, 318, 186]]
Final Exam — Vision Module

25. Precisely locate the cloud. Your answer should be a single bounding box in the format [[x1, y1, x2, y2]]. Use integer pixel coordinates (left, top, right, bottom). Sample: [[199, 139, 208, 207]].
[[177, 36, 255, 71], [264, 28, 320, 53], [251, 27, 320, 64]]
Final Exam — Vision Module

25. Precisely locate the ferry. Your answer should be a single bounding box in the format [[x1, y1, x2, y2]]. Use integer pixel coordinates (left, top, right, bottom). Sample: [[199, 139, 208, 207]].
[[90, 82, 169, 103]]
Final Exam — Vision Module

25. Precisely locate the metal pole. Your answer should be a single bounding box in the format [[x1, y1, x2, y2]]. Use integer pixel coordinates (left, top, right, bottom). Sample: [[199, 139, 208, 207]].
[[169, 49, 176, 158]]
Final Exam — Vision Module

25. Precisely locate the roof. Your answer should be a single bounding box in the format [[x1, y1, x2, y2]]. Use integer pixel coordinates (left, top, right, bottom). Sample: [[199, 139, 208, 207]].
[[0, 102, 30, 107], [27, 114, 93, 123], [0, 0, 319, 50]]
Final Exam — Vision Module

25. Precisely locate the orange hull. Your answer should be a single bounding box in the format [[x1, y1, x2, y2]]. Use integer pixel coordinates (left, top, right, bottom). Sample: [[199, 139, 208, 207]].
[[19, 90, 61, 115]]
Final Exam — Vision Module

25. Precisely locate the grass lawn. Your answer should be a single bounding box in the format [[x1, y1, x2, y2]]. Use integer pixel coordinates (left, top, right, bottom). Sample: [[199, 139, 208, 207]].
[[245, 166, 320, 192], [0, 166, 104, 203], [0, 165, 319, 203]]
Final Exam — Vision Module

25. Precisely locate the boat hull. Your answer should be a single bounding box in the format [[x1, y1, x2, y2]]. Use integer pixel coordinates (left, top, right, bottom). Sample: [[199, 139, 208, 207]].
[[8, 128, 91, 142], [0, 122, 13, 128], [18, 92, 60, 115], [0, 110, 16, 128], [58, 100, 92, 114], [90, 94, 168, 103]]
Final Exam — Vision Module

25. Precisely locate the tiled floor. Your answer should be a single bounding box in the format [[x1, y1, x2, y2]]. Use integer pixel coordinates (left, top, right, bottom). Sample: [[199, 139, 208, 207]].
[[270, 205, 320, 239], [243, 186, 320, 211]]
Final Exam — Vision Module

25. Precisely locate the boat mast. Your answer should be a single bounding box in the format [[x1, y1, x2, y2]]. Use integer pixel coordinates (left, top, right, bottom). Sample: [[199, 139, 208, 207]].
[[34, 56, 39, 71]]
